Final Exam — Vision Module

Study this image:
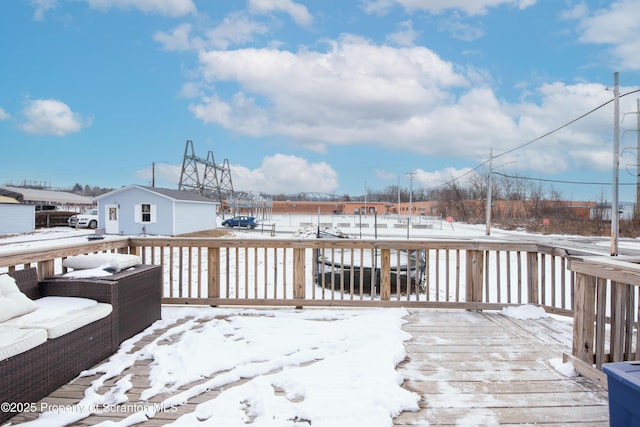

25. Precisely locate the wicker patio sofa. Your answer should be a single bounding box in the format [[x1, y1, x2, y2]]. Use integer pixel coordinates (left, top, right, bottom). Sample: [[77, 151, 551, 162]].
[[0, 268, 114, 423], [40, 264, 163, 349]]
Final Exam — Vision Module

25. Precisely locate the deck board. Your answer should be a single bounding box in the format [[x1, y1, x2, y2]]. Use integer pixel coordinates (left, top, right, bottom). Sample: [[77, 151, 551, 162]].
[[6, 308, 609, 426], [395, 309, 609, 426]]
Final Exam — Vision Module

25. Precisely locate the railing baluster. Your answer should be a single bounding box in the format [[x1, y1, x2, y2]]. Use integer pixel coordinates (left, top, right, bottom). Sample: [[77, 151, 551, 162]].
[[435, 249, 440, 302], [425, 249, 430, 301], [445, 250, 450, 302], [349, 248, 355, 299], [595, 278, 607, 369], [260, 248, 265, 298], [496, 251, 501, 303], [506, 251, 512, 304], [273, 248, 278, 299], [517, 251, 522, 304]]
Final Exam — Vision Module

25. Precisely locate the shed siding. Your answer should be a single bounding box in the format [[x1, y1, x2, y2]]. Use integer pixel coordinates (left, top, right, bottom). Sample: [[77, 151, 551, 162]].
[[98, 188, 174, 235], [0, 204, 35, 235], [97, 186, 218, 236], [174, 201, 217, 235]]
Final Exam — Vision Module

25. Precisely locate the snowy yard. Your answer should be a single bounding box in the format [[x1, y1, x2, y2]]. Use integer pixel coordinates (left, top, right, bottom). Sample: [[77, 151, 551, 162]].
[[0, 215, 624, 426]]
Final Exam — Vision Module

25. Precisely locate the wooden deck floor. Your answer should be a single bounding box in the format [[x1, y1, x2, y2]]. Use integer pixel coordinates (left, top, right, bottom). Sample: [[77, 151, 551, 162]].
[[7, 309, 609, 426], [396, 309, 609, 426]]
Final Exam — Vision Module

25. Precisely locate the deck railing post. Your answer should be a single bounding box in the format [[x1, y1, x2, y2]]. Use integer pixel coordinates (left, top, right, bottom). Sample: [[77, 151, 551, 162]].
[[207, 247, 220, 300], [380, 248, 391, 300], [465, 250, 484, 304], [127, 245, 139, 256], [36, 260, 55, 280], [611, 281, 629, 362], [293, 248, 305, 300], [526, 252, 539, 304], [573, 272, 596, 364]]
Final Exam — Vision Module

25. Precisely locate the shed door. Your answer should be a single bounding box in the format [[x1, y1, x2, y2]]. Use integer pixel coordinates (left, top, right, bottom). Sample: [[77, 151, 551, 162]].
[[104, 204, 119, 234]]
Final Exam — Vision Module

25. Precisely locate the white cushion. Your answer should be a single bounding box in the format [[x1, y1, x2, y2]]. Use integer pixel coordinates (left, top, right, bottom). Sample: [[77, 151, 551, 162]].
[[0, 327, 48, 361], [63, 253, 141, 271], [63, 268, 115, 279], [3, 296, 113, 339], [0, 274, 38, 323]]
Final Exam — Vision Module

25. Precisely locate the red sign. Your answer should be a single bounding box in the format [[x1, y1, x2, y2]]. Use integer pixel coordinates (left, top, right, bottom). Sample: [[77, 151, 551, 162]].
[[446, 216, 454, 223], [543, 218, 550, 225]]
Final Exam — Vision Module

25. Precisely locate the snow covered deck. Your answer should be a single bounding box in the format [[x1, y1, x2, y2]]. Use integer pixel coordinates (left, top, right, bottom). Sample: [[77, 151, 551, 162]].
[[7, 307, 609, 426]]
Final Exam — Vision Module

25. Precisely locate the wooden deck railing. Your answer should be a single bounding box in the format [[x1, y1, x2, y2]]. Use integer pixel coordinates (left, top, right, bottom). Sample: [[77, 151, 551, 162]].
[[124, 238, 576, 313], [567, 255, 640, 386], [1, 236, 638, 382]]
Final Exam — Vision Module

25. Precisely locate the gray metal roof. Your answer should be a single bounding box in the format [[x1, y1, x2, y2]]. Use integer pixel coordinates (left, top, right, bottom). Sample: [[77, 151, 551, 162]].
[[96, 185, 219, 204], [0, 186, 93, 205], [139, 186, 218, 203]]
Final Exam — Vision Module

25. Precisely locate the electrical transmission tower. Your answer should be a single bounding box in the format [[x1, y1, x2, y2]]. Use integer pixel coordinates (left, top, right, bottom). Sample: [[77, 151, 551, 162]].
[[178, 140, 234, 205]]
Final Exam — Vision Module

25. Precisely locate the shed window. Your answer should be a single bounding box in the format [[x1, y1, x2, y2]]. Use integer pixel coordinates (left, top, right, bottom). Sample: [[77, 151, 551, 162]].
[[142, 204, 151, 222], [135, 203, 156, 223]]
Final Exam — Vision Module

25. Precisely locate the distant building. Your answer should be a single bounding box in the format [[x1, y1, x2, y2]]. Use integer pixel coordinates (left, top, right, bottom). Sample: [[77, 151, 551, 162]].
[[95, 185, 219, 236], [0, 186, 93, 212], [0, 195, 35, 235]]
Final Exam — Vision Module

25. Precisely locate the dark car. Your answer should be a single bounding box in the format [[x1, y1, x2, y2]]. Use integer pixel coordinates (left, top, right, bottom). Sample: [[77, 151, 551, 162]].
[[221, 216, 257, 229]]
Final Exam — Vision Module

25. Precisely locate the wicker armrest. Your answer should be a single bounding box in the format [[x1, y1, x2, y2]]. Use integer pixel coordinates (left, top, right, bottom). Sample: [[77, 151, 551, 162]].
[[39, 278, 118, 304], [41, 265, 163, 348]]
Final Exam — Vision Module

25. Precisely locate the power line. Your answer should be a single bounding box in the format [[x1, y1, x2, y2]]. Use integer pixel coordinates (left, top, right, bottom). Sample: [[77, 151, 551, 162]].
[[436, 88, 640, 189], [495, 88, 640, 161], [492, 171, 636, 186]]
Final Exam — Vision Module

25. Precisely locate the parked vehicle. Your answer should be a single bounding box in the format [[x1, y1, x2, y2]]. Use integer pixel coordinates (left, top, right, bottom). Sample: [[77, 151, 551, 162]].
[[221, 216, 257, 229], [68, 209, 99, 229]]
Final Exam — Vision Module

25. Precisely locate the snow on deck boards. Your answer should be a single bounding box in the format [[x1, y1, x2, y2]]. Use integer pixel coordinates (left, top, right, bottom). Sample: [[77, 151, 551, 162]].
[[7, 309, 609, 426], [396, 309, 609, 426]]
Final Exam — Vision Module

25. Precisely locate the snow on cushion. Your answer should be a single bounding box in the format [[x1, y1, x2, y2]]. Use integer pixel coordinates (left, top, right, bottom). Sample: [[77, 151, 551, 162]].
[[0, 274, 38, 323], [3, 296, 112, 339], [62, 253, 141, 271], [0, 327, 47, 361]]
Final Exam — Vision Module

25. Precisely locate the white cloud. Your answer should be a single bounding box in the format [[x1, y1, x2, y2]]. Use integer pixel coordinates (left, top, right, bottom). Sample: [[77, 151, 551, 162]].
[[248, 0, 313, 26], [154, 15, 270, 52], [362, 0, 536, 16], [438, 12, 485, 41], [385, 20, 419, 46], [154, 23, 200, 51], [31, 0, 57, 21], [19, 99, 92, 136], [414, 167, 476, 188], [135, 163, 182, 187], [84, 0, 196, 16], [206, 13, 270, 49], [183, 33, 626, 179], [568, 0, 640, 70], [231, 154, 339, 194], [31, 0, 196, 17], [190, 35, 468, 148], [133, 155, 338, 195], [0, 108, 10, 121], [374, 169, 398, 181]]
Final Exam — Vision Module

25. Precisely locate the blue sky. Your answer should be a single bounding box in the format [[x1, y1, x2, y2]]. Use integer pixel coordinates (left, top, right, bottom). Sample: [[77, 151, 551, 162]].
[[2, 0, 640, 202]]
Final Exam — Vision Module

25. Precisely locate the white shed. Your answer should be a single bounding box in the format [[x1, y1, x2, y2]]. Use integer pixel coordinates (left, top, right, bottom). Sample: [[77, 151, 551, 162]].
[[95, 185, 219, 236], [0, 200, 35, 235]]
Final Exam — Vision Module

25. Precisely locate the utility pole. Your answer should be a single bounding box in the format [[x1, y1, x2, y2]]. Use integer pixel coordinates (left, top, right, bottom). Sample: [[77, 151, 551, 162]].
[[364, 182, 367, 216], [397, 176, 401, 220], [407, 172, 415, 239], [486, 148, 493, 236], [636, 99, 640, 224], [611, 72, 620, 256]]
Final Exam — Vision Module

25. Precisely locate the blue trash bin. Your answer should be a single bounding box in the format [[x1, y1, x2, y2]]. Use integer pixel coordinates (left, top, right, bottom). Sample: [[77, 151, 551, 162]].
[[602, 361, 640, 426]]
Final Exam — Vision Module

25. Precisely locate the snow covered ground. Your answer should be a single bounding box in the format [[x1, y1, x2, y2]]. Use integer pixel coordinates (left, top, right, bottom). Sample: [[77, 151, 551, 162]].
[[0, 215, 623, 426]]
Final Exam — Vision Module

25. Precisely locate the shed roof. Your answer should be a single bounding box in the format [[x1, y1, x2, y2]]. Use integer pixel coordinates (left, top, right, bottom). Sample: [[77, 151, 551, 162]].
[[0, 195, 19, 204], [0, 186, 93, 205], [96, 185, 219, 204]]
